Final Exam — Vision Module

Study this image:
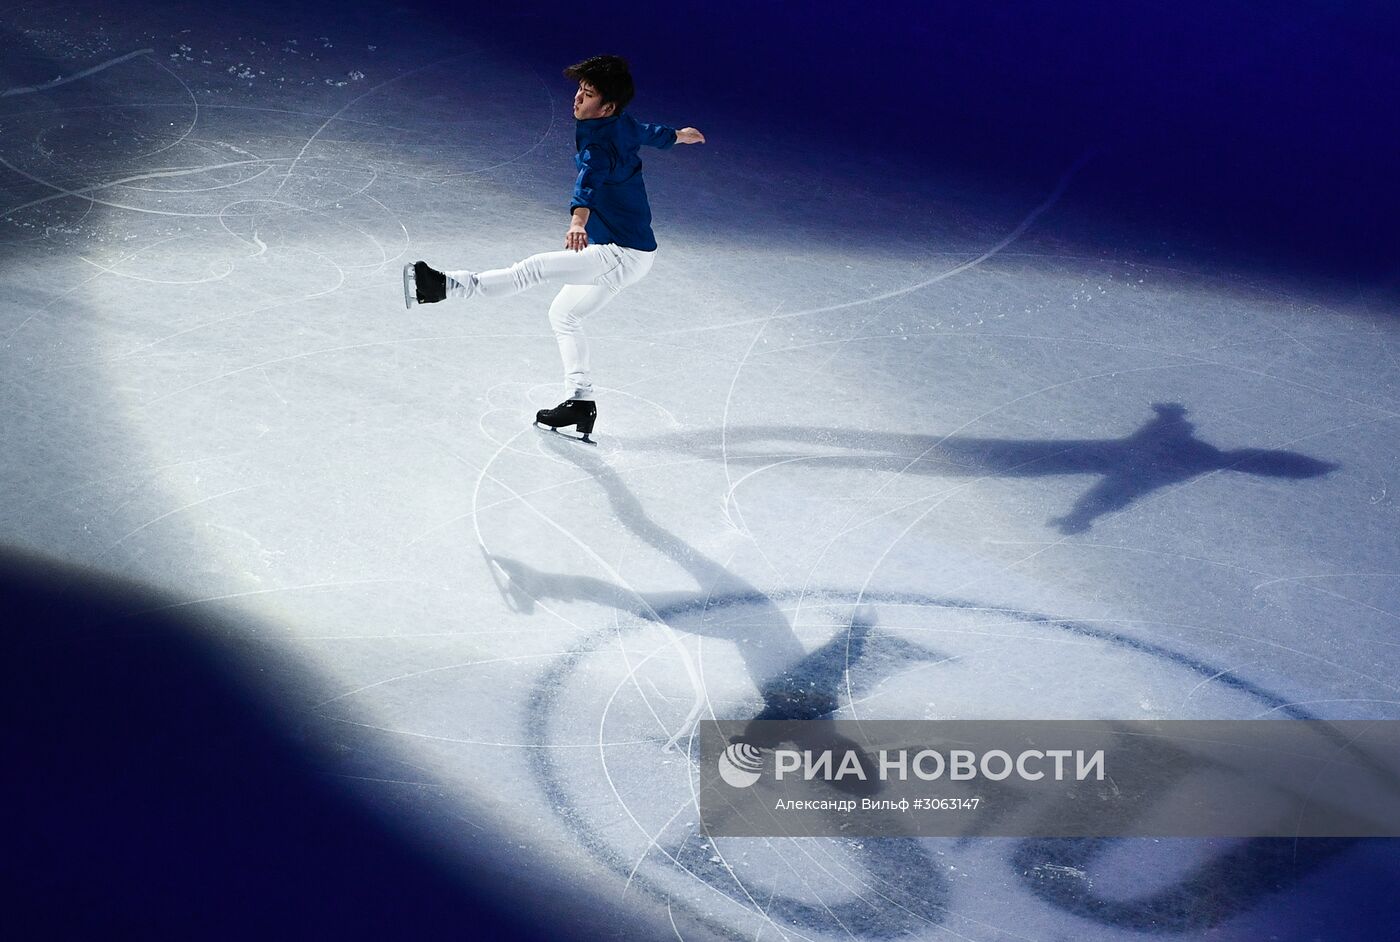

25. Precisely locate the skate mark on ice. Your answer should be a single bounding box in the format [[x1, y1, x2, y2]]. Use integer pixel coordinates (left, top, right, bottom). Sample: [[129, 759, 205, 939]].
[[1250, 572, 1400, 625], [136, 330, 536, 409], [0, 154, 374, 221], [129, 579, 422, 616], [2, 238, 160, 346], [10, 439, 262, 518], [115, 157, 276, 193], [311, 651, 569, 710], [0, 100, 424, 135], [1250, 698, 1400, 718], [653, 152, 1092, 338], [1173, 666, 1246, 715], [99, 277, 476, 365], [0, 46, 154, 98], [95, 483, 264, 560], [405, 456, 720, 551], [77, 250, 234, 285], [720, 320, 774, 536], [266, 52, 472, 210], [324, 716, 662, 752], [429, 64, 559, 180], [139, 56, 199, 161], [360, 193, 410, 269]]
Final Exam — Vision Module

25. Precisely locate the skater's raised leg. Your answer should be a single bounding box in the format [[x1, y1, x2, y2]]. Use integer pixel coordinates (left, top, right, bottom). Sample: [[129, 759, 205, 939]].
[[445, 243, 628, 302]]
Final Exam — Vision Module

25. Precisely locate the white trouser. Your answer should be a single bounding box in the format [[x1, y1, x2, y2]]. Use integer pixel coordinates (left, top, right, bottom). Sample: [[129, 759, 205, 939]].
[[446, 243, 655, 400]]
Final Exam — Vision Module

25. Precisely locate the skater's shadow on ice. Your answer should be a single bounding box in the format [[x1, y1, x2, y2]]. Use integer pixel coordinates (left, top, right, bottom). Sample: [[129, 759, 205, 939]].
[[628, 403, 1338, 534], [489, 441, 925, 789]]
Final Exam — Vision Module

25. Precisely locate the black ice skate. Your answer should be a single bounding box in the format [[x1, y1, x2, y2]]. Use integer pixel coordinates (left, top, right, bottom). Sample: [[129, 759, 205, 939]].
[[402, 260, 447, 309], [534, 399, 597, 444]]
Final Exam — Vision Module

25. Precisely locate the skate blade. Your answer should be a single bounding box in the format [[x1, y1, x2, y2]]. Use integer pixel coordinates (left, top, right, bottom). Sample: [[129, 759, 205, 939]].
[[401, 262, 416, 310], [534, 421, 596, 445]]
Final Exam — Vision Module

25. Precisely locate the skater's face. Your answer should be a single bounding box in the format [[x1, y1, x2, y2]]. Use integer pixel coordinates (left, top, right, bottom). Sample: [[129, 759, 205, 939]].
[[572, 81, 615, 120]]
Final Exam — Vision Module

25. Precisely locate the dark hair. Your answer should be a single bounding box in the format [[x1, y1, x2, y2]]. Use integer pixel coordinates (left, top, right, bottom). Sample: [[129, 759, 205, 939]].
[[563, 54, 634, 115]]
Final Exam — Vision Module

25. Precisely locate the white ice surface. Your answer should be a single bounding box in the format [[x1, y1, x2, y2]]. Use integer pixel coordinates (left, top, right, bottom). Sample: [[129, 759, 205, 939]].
[[4, 4, 1399, 939]]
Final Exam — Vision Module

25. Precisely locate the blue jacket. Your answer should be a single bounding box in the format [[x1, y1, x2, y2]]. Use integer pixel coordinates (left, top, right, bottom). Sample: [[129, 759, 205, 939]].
[[570, 112, 677, 252]]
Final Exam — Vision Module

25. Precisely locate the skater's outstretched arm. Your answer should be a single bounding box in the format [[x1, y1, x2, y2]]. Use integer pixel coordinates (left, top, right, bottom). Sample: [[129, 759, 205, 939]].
[[635, 119, 704, 148], [635, 120, 678, 149]]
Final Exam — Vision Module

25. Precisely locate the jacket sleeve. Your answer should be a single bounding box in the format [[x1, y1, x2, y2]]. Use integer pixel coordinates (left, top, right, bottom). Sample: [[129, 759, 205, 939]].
[[636, 120, 678, 150], [569, 144, 613, 210]]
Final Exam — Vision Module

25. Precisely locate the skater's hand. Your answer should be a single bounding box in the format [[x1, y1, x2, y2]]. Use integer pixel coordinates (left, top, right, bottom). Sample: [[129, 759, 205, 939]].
[[676, 127, 705, 145], [565, 222, 589, 251]]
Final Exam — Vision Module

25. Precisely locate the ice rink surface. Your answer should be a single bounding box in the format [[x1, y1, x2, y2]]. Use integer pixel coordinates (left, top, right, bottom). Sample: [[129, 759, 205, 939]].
[[4, 1, 1399, 938]]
